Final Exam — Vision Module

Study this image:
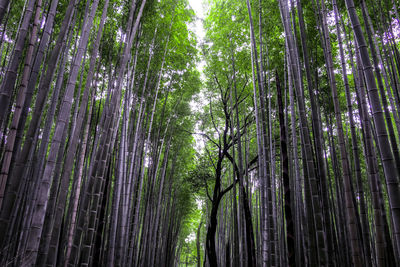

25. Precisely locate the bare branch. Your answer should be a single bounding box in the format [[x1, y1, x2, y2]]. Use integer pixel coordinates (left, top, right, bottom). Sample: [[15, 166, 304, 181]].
[[205, 147, 217, 171], [181, 129, 220, 148], [209, 96, 221, 138], [219, 180, 238, 200]]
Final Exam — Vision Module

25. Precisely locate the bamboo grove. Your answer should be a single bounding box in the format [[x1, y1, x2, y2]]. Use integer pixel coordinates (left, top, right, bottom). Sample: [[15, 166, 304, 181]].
[[0, 0, 201, 265], [0, 0, 400, 266]]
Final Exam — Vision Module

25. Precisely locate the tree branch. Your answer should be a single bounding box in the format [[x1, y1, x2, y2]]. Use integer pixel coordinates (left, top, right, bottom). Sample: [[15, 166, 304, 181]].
[[181, 129, 220, 148], [219, 180, 239, 201], [205, 147, 217, 171], [209, 96, 220, 138]]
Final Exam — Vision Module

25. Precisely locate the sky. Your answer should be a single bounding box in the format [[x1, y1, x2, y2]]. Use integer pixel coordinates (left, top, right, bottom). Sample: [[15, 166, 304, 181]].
[[188, 0, 206, 39], [188, 0, 207, 73], [187, 0, 207, 156]]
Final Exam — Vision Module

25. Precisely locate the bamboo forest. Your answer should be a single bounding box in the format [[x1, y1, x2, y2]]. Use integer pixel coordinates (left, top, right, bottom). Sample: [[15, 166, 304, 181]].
[[2, 0, 400, 266]]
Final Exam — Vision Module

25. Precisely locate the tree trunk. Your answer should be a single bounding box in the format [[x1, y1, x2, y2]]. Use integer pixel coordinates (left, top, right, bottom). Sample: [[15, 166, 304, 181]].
[[345, 0, 400, 260], [276, 70, 295, 266]]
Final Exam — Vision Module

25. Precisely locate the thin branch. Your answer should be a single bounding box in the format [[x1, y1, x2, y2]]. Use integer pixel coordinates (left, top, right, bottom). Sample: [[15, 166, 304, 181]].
[[209, 96, 221, 138], [205, 147, 217, 171], [181, 129, 220, 148], [201, 168, 213, 202], [219, 180, 239, 200], [235, 75, 249, 103]]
